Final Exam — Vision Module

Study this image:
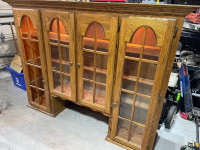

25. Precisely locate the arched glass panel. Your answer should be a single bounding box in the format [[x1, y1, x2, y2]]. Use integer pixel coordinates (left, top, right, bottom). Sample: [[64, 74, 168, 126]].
[[82, 22, 109, 106], [20, 15, 45, 107], [49, 19, 71, 95], [117, 26, 162, 146]]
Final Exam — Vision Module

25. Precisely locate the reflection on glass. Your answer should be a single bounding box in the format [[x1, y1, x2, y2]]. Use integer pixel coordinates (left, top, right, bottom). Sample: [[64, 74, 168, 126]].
[[137, 62, 156, 96], [96, 54, 107, 70], [53, 72, 61, 91], [84, 69, 93, 80], [63, 75, 71, 95], [130, 124, 144, 147], [38, 90, 45, 106], [62, 64, 70, 74], [52, 61, 60, 71], [31, 87, 38, 103], [133, 96, 150, 124], [122, 59, 138, 91], [117, 119, 129, 140], [83, 81, 93, 102], [61, 47, 70, 62], [119, 92, 133, 119], [95, 84, 106, 106], [22, 39, 31, 61], [35, 67, 44, 89], [27, 65, 35, 86], [84, 51, 94, 67], [96, 72, 106, 84]]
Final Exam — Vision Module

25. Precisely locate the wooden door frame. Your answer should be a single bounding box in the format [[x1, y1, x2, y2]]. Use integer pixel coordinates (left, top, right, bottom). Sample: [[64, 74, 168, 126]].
[[110, 16, 177, 149], [76, 12, 118, 114], [13, 8, 51, 112], [41, 10, 76, 102]]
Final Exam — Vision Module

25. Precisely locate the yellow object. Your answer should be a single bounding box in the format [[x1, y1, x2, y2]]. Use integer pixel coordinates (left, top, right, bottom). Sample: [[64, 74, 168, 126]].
[[195, 142, 199, 147], [157, 0, 159, 4]]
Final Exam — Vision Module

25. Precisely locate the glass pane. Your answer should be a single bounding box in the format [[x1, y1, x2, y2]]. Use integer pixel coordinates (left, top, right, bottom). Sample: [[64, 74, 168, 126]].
[[122, 59, 138, 91], [83, 81, 93, 102], [35, 67, 44, 89], [31, 41, 41, 66], [84, 51, 94, 67], [27, 65, 35, 86], [95, 84, 106, 106], [96, 39, 109, 52], [53, 72, 61, 91], [96, 72, 106, 84], [52, 61, 60, 71], [142, 27, 161, 61], [38, 90, 46, 107], [143, 47, 160, 61], [119, 92, 133, 119], [133, 96, 150, 125], [126, 43, 141, 58], [96, 54, 107, 70], [62, 64, 70, 74], [49, 32, 58, 43], [51, 45, 59, 60], [117, 119, 130, 141], [63, 75, 71, 95], [51, 45, 60, 71], [49, 19, 58, 43], [130, 124, 144, 147], [83, 37, 94, 50], [31, 87, 38, 104], [138, 62, 156, 96], [61, 47, 70, 62], [84, 69, 93, 80], [22, 39, 32, 61]]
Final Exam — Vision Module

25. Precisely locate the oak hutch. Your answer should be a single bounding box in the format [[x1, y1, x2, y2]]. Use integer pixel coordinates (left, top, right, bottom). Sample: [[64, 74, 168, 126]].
[[3, 0, 199, 149]]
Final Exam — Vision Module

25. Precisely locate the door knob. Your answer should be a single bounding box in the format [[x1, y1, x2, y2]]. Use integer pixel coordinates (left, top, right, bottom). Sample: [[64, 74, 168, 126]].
[[77, 63, 80, 68], [69, 62, 73, 66]]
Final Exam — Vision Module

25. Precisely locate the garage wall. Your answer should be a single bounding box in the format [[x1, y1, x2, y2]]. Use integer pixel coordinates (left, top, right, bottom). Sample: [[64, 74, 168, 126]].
[[0, 0, 17, 69]]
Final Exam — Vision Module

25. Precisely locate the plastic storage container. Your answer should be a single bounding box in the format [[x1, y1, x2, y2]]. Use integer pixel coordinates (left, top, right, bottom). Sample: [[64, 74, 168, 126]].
[[6, 66, 26, 91]]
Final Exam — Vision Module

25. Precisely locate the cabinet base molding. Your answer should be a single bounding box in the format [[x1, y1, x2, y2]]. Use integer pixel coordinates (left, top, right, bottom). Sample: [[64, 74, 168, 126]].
[[105, 136, 132, 150], [27, 105, 66, 117]]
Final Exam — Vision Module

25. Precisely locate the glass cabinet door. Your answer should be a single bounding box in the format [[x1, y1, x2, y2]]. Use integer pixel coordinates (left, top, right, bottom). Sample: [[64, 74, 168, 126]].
[[110, 16, 176, 149], [13, 10, 50, 112], [41, 11, 76, 101], [76, 13, 118, 114]]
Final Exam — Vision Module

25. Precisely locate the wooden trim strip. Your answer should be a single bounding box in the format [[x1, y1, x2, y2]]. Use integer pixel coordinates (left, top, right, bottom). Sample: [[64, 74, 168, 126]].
[[21, 37, 38, 42], [124, 56, 140, 61], [127, 26, 147, 141], [92, 23, 97, 104], [83, 48, 108, 56], [26, 62, 42, 69], [49, 41, 58, 46], [83, 78, 106, 86], [121, 88, 135, 95], [9, 1, 199, 17], [57, 19, 63, 93], [142, 58, 158, 64]]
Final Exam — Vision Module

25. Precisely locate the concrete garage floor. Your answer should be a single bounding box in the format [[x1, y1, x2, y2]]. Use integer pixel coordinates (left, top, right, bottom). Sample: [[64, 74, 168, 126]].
[[0, 70, 196, 150]]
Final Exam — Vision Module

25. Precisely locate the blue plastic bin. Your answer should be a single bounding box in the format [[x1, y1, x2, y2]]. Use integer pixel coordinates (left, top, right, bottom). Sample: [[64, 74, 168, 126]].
[[6, 66, 26, 91]]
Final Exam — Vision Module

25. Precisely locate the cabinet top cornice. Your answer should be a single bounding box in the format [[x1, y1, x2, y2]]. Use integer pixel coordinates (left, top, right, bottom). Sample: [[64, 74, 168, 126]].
[[3, 0, 200, 17]]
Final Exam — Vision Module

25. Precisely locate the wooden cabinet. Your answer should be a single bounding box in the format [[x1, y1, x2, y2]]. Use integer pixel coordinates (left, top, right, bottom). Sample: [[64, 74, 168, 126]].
[[110, 16, 176, 150], [13, 9, 51, 112], [76, 13, 118, 114], [42, 10, 76, 102], [7, 1, 198, 149], [13, 9, 66, 116]]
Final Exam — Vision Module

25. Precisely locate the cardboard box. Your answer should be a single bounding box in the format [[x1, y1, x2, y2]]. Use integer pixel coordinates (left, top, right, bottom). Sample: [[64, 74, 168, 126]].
[[10, 54, 23, 73]]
